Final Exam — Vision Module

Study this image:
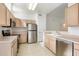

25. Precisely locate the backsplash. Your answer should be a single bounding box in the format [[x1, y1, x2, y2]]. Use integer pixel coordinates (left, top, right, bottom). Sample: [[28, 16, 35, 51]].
[[12, 27, 27, 34], [68, 27, 79, 35]]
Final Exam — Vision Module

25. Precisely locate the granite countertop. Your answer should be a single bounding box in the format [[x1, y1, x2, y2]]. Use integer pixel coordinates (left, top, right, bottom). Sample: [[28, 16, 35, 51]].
[[45, 31, 79, 44], [0, 36, 17, 44]]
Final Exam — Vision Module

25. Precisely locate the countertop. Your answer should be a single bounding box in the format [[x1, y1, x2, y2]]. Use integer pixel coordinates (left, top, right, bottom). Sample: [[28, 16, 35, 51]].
[[0, 36, 17, 44], [45, 31, 79, 44]]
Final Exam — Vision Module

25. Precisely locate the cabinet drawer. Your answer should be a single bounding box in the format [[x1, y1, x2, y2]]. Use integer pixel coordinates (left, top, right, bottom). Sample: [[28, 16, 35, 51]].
[[74, 43, 79, 50]]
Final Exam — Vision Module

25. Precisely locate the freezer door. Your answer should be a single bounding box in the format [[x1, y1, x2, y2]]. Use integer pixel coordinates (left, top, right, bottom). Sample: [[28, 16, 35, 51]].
[[27, 31, 37, 43], [27, 24, 37, 30]]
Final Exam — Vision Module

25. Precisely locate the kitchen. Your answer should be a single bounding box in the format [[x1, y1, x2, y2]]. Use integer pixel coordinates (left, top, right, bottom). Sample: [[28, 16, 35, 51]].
[[0, 3, 79, 56]]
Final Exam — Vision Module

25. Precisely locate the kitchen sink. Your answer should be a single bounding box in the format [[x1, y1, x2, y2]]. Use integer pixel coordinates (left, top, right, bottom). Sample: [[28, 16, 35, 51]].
[[45, 31, 62, 37]]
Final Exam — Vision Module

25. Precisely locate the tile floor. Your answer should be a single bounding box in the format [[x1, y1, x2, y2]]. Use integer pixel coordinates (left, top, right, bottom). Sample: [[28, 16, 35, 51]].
[[17, 43, 55, 56]]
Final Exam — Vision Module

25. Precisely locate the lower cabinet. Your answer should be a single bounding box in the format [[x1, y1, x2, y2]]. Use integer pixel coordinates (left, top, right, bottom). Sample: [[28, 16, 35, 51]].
[[44, 34, 56, 54], [11, 40, 17, 56], [44, 34, 50, 48], [0, 37, 17, 56], [19, 31, 27, 44], [74, 43, 79, 56], [74, 50, 79, 56], [50, 38, 56, 54]]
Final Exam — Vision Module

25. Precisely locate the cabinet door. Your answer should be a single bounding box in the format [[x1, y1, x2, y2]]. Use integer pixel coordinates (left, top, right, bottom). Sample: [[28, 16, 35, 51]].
[[0, 4, 7, 26], [74, 50, 79, 56], [74, 43, 79, 56], [7, 9, 10, 26], [16, 20, 20, 27], [67, 4, 79, 26], [15, 19, 21, 27], [11, 41, 17, 56], [44, 34, 50, 49], [50, 37, 56, 54], [19, 32, 27, 43]]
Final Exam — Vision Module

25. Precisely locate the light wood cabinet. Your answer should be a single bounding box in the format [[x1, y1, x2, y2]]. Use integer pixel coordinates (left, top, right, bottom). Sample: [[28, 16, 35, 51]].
[[25, 20, 36, 24], [6, 9, 11, 26], [74, 43, 79, 56], [74, 50, 79, 56], [44, 34, 50, 49], [44, 34, 56, 54], [0, 3, 7, 26], [15, 18, 21, 27], [0, 36, 17, 56], [0, 3, 15, 26], [19, 31, 27, 43], [50, 37, 56, 54], [11, 40, 17, 56], [7, 9, 15, 26], [65, 4, 79, 26]]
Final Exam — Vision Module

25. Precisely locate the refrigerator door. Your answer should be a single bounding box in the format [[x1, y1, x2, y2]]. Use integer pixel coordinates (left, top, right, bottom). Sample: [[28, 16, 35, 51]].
[[27, 31, 37, 43], [27, 24, 37, 30]]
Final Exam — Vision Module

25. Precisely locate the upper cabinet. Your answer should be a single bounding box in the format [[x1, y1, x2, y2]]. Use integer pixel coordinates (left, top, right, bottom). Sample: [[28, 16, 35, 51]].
[[6, 9, 11, 26], [65, 4, 79, 27], [0, 3, 15, 26], [0, 4, 7, 26], [15, 18, 22, 27], [7, 7, 15, 26]]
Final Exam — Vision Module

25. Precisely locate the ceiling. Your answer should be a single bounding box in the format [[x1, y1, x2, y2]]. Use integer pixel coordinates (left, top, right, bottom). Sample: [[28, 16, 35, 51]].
[[12, 3, 62, 14]]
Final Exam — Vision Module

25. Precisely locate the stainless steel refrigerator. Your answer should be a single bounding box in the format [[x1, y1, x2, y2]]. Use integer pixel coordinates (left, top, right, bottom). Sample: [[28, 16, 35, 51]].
[[27, 23, 37, 43]]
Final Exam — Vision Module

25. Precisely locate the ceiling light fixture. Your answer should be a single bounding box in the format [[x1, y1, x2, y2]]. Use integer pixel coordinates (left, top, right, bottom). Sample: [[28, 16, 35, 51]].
[[29, 3, 33, 10], [29, 3, 38, 10], [31, 3, 38, 10]]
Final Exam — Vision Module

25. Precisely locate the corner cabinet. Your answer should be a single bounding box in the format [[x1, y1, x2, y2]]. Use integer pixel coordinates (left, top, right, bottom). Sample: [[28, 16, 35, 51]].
[[0, 4, 7, 26], [65, 4, 79, 26]]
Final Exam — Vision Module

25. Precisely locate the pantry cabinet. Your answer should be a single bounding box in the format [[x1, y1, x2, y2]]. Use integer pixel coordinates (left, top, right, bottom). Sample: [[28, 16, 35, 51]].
[[65, 4, 79, 26], [0, 3, 7, 26]]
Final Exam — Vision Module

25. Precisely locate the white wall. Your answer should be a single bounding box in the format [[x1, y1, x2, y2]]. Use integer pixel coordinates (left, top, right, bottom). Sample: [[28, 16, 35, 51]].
[[46, 4, 67, 31], [35, 13, 46, 42]]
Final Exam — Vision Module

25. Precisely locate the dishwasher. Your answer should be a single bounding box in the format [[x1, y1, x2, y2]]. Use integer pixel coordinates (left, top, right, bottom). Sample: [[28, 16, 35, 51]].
[[56, 38, 73, 56]]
